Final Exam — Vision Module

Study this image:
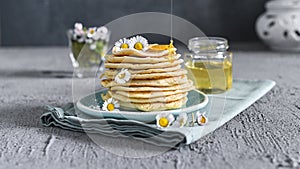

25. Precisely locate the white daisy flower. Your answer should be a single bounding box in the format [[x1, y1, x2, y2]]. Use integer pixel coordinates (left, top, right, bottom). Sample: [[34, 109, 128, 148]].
[[156, 113, 175, 128], [129, 35, 149, 51], [196, 111, 208, 126], [173, 113, 188, 128], [74, 22, 83, 30], [114, 68, 131, 84], [74, 22, 84, 36], [102, 98, 120, 111], [71, 22, 85, 42], [87, 27, 97, 38], [114, 38, 131, 50], [97, 26, 108, 35], [92, 26, 109, 40]]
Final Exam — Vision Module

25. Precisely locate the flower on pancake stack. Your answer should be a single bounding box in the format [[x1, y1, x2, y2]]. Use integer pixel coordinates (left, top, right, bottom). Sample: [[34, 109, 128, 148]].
[[114, 38, 131, 51], [114, 68, 131, 84], [102, 98, 120, 111], [156, 113, 175, 128], [130, 35, 148, 51], [196, 111, 208, 126]]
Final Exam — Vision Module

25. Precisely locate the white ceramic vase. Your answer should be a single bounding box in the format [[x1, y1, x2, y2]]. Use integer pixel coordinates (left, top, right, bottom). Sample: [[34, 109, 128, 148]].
[[256, 0, 300, 51]]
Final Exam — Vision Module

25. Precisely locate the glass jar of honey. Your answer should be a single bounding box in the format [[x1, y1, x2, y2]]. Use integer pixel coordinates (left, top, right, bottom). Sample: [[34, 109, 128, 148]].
[[185, 37, 232, 94]]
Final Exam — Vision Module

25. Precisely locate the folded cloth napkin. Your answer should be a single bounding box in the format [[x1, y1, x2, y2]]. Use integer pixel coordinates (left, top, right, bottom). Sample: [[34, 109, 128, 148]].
[[41, 79, 275, 147]]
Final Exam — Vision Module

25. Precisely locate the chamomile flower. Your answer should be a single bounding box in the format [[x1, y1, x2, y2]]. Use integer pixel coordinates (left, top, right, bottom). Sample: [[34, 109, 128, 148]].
[[92, 26, 109, 40], [72, 22, 85, 42], [173, 113, 188, 128], [97, 26, 108, 35], [114, 68, 131, 84], [130, 35, 148, 51], [114, 38, 131, 50], [87, 27, 97, 38], [74, 22, 84, 36], [102, 98, 120, 111], [196, 111, 208, 126], [156, 113, 175, 128]]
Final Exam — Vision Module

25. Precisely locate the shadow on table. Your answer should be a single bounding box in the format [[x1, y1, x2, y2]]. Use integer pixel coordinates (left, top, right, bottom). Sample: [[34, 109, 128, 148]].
[[0, 70, 73, 78]]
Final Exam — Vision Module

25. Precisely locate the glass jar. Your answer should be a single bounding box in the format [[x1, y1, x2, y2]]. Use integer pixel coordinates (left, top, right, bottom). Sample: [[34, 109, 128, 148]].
[[185, 37, 232, 94]]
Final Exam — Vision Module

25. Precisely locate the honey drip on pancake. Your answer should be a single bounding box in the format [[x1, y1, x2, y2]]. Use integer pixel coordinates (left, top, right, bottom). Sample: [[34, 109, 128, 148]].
[[148, 40, 176, 63]]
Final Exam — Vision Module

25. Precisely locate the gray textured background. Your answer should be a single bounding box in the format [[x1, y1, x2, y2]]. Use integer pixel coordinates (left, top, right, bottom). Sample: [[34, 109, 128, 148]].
[[0, 0, 269, 46]]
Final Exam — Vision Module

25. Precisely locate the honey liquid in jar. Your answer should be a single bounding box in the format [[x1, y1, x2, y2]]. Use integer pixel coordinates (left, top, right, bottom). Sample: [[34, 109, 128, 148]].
[[185, 59, 232, 94], [186, 37, 233, 94]]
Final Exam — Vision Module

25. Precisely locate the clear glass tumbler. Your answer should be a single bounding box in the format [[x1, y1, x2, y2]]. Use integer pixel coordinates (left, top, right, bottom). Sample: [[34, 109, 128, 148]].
[[67, 29, 110, 78]]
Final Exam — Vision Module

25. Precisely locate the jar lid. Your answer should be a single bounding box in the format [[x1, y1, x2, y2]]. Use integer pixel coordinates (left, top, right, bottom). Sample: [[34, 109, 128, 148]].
[[266, 0, 300, 9], [188, 37, 229, 54]]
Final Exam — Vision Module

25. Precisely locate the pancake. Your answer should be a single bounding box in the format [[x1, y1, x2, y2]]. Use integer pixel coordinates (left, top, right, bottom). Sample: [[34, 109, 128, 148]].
[[104, 65, 181, 75], [110, 80, 193, 92], [101, 75, 188, 87], [118, 97, 188, 111], [111, 92, 188, 103], [112, 86, 194, 99], [104, 69, 187, 80], [101, 37, 194, 111], [112, 46, 176, 57], [104, 59, 183, 69], [105, 54, 181, 63]]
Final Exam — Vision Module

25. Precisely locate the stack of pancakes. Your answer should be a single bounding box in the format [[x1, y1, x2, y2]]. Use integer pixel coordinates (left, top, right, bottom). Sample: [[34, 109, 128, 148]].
[[101, 44, 194, 111]]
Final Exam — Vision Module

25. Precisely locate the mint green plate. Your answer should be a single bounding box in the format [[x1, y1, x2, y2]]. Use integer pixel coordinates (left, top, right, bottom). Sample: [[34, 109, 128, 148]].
[[77, 89, 209, 122]]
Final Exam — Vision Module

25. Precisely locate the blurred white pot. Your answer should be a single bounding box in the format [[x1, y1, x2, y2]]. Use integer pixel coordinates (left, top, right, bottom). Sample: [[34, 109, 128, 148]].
[[256, 0, 300, 51]]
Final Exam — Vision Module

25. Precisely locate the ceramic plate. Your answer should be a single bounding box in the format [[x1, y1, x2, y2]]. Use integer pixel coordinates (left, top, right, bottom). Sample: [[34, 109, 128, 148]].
[[77, 89, 209, 122]]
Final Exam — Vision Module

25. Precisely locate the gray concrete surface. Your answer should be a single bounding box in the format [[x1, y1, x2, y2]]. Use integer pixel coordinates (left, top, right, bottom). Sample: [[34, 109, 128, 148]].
[[0, 47, 300, 169]]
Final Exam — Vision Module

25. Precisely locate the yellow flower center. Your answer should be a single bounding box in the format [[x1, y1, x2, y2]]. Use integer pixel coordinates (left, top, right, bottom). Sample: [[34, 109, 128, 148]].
[[134, 42, 143, 50], [159, 117, 169, 127], [118, 72, 126, 79], [200, 116, 206, 124], [90, 29, 95, 34], [107, 103, 115, 111], [121, 43, 129, 49]]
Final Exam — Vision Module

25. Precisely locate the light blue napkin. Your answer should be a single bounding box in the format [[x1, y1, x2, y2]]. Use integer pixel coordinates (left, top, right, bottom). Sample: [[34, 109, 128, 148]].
[[41, 79, 275, 147]]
